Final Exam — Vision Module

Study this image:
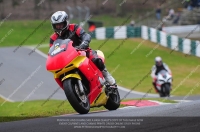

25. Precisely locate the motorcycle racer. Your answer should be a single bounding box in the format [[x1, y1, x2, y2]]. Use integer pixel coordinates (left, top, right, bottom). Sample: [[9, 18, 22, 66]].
[[49, 11, 117, 88], [151, 56, 172, 92]]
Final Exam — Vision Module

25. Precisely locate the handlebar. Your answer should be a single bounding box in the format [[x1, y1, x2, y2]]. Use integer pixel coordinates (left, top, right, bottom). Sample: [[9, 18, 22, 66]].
[[74, 47, 90, 51]]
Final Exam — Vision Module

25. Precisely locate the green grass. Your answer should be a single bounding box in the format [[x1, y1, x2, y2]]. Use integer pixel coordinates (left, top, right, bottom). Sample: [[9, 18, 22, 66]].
[[0, 96, 176, 122], [0, 20, 51, 47], [0, 97, 118, 122], [0, 15, 136, 47], [40, 38, 200, 96], [0, 97, 5, 102]]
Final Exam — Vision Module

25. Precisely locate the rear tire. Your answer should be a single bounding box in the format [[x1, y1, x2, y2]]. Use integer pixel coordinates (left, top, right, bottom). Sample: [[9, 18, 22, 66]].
[[63, 78, 90, 114], [104, 89, 120, 110]]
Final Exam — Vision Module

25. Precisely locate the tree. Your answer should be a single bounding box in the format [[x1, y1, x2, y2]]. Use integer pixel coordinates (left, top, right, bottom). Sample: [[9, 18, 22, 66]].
[[95, 0, 100, 14], [115, 0, 123, 16], [12, 0, 19, 8], [0, 0, 4, 19], [34, 0, 41, 19]]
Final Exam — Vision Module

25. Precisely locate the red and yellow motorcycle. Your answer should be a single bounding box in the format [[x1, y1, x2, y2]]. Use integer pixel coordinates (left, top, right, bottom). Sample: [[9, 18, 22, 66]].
[[46, 39, 120, 114]]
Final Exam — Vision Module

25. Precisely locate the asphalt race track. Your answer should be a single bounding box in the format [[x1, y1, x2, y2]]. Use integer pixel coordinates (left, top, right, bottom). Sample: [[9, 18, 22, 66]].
[[0, 47, 66, 101], [0, 100, 200, 132]]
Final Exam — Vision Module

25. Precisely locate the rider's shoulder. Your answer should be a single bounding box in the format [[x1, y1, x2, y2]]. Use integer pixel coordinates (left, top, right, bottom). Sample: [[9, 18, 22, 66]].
[[50, 32, 58, 40], [151, 65, 156, 70], [68, 24, 79, 31], [163, 63, 168, 66]]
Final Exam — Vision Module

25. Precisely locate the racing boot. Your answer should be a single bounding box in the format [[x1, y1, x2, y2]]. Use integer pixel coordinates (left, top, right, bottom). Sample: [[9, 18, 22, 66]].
[[152, 82, 159, 93], [102, 68, 117, 88]]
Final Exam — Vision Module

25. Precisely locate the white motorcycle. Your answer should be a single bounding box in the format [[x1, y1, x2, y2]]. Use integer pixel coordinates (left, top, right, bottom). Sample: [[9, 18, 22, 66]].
[[155, 70, 172, 97]]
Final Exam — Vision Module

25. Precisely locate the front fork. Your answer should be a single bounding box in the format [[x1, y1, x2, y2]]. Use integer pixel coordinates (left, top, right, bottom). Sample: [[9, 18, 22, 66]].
[[77, 79, 84, 95]]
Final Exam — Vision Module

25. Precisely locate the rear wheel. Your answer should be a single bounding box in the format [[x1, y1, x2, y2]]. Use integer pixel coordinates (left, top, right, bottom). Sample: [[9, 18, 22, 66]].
[[104, 88, 120, 110], [63, 78, 90, 114]]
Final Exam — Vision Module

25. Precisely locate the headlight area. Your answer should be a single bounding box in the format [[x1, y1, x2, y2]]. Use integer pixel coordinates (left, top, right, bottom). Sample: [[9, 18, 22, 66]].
[[158, 79, 165, 82], [167, 78, 172, 82]]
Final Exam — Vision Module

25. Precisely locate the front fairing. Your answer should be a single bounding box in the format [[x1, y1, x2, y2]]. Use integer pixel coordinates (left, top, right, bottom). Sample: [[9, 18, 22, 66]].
[[46, 39, 79, 71]]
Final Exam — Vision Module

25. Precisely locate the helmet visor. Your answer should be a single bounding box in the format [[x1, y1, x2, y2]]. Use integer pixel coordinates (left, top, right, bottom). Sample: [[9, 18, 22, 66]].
[[156, 61, 162, 66], [52, 21, 67, 32]]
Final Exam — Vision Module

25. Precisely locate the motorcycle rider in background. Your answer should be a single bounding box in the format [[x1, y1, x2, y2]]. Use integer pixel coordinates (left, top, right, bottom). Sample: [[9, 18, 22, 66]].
[[151, 56, 172, 92]]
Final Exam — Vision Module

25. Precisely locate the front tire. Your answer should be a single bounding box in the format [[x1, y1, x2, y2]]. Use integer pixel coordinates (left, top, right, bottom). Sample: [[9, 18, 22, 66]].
[[104, 89, 120, 110], [161, 83, 170, 97], [63, 78, 90, 114]]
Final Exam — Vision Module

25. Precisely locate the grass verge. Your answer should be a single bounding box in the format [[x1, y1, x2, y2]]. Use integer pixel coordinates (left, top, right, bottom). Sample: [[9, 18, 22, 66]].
[[0, 97, 120, 122], [0, 96, 176, 122]]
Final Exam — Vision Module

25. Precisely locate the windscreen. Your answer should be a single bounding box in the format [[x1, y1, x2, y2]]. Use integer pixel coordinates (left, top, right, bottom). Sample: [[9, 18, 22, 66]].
[[48, 39, 71, 56], [159, 70, 167, 78]]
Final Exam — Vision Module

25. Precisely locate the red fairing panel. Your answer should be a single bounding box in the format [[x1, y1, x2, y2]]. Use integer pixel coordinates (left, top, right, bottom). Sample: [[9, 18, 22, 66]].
[[46, 42, 78, 71], [78, 58, 104, 104], [55, 78, 63, 90]]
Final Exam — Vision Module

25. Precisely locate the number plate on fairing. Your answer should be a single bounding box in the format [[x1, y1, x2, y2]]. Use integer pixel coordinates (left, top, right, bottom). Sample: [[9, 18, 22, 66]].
[[51, 47, 65, 56]]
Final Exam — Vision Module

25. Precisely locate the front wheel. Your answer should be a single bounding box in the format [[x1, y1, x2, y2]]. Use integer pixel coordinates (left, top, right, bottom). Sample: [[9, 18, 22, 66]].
[[63, 78, 90, 114], [104, 88, 120, 110], [161, 83, 170, 97]]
